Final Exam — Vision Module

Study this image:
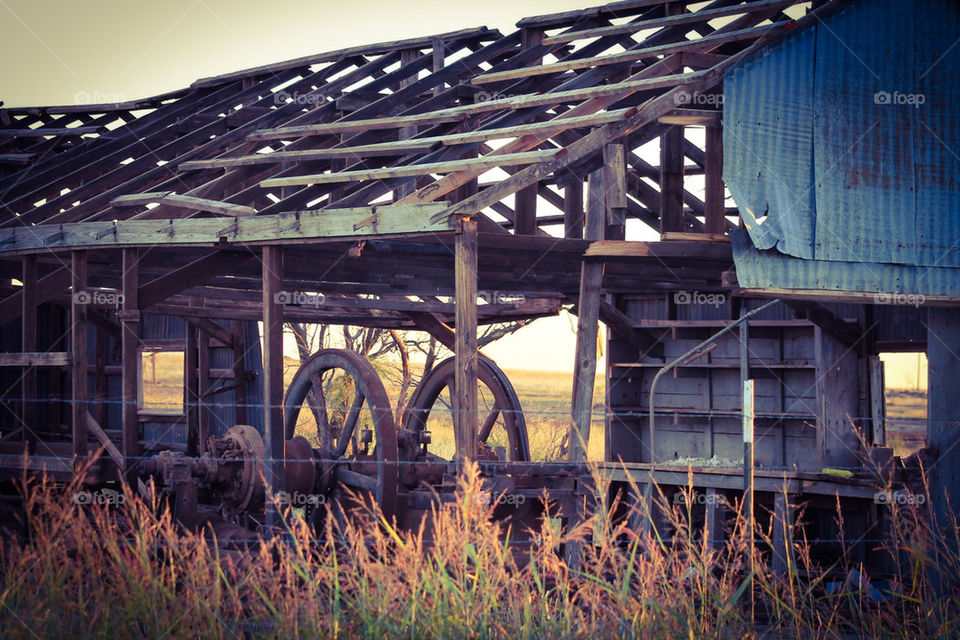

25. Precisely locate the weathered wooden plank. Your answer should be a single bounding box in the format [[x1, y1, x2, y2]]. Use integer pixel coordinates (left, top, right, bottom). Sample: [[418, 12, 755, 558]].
[[248, 70, 704, 139], [110, 192, 257, 217], [0, 126, 102, 137], [704, 124, 725, 235], [0, 352, 70, 367], [260, 151, 557, 187], [71, 251, 88, 459], [20, 255, 37, 435], [563, 181, 584, 239], [87, 412, 123, 469], [473, 23, 783, 85], [399, 55, 684, 209], [139, 252, 241, 310], [120, 248, 140, 478], [659, 125, 684, 233], [542, 0, 798, 45], [0, 204, 455, 253], [659, 109, 722, 126], [569, 169, 605, 463], [454, 218, 479, 462], [869, 356, 885, 447], [517, 0, 693, 29], [262, 246, 285, 525], [183, 109, 635, 171]]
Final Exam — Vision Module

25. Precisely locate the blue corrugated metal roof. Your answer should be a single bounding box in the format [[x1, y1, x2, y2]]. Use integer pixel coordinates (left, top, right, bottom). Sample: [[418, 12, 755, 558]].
[[725, 0, 960, 294]]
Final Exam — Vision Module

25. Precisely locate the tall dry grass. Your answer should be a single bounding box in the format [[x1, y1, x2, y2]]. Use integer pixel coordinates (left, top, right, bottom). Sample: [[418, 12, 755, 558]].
[[0, 459, 958, 639]]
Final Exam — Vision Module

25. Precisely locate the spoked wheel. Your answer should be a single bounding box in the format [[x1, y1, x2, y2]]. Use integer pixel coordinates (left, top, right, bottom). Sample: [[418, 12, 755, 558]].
[[283, 349, 399, 521], [402, 355, 530, 462]]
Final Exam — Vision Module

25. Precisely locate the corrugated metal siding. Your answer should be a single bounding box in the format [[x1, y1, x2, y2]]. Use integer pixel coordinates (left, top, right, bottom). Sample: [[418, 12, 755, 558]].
[[732, 229, 960, 297], [725, 0, 960, 286]]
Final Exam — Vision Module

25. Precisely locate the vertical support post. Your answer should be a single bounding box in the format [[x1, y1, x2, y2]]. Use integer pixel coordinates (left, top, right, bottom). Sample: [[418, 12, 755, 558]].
[[94, 327, 106, 428], [232, 320, 248, 425], [514, 184, 538, 235], [927, 307, 960, 535], [869, 356, 886, 446], [21, 255, 37, 443], [743, 378, 756, 619], [704, 487, 726, 549], [262, 246, 285, 527], [514, 25, 544, 238], [568, 169, 606, 463], [563, 181, 584, 239], [396, 48, 419, 200], [772, 490, 793, 577], [70, 251, 88, 459], [454, 217, 479, 462], [185, 324, 199, 457], [120, 249, 141, 479], [704, 124, 725, 235], [197, 328, 210, 450], [659, 125, 684, 233], [603, 143, 627, 240], [431, 37, 445, 97]]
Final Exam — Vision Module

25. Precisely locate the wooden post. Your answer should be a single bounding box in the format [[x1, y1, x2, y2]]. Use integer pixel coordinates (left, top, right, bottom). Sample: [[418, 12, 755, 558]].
[[603, 143, 627, 240], [71, 251, 88, 459], [927, 308, 960, 535], [21, 255, 37, 444], [396, 48, 419, 200], [514, 184, 538, 235], [262, 245, 285, 526], [772, 490, 793, 576], [431, 37, 445, 97], [568, 169, 605, 463], [704, 487, 726, 550], [743, 378, 755, 619], [185, 323, 199, 457], [454, 217, 478, 462], [514, 25, 544, 238], [704, 124, 725, 235], [197, 328, 210, 450], [659, 125, 684, 233], [232, 320, 248, 425], [120, 249, 141, 478], [563, 181, 584, 239]]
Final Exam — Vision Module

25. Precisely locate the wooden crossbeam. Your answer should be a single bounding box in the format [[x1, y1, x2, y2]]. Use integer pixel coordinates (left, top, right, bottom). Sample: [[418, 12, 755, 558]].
[[259, 151, 558, 188], [0, 352, 70, 367], [0, 126, 103, 138], [0, 204, 454, 252], [247, 70, 705, 140], [517, 0, 698, 29], [541, 0, 798, 45], [472, 23, 783, 85], [181, 109, 634, 171], [110, 192, 257, 217]]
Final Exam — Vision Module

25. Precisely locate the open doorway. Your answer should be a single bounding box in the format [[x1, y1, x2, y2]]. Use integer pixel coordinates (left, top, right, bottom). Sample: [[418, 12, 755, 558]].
[[879, 352, 927, 458]]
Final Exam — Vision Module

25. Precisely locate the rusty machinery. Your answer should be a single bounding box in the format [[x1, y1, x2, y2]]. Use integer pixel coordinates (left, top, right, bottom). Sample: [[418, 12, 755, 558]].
[[138, 349, 550, 538]]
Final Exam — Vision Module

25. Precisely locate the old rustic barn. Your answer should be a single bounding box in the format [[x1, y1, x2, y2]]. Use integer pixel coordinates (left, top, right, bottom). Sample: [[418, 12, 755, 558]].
[[0, 0, 955, 570]]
